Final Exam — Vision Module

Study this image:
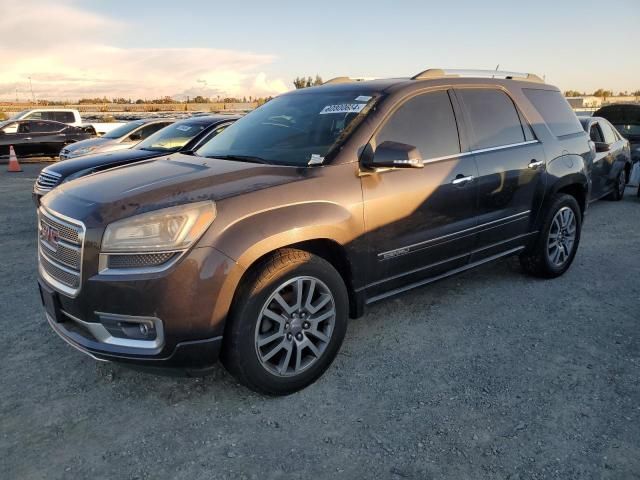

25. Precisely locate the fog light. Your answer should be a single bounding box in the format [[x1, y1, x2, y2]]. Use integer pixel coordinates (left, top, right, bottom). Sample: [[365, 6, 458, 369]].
[[99, 315, 158, 341]]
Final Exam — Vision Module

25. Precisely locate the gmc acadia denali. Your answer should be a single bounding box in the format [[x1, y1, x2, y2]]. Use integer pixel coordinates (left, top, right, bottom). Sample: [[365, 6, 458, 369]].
[[38, 69, 592, 395]]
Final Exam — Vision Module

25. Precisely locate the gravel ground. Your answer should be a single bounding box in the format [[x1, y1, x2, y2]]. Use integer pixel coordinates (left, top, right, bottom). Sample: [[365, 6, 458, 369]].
[[1, 164, 639, 480]]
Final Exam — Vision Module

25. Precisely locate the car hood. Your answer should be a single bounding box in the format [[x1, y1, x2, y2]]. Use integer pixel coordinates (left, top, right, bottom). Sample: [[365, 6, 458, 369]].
[[64, 137, 115, 151], [45, 149, 166, 179], [42, 153, 305, 225]]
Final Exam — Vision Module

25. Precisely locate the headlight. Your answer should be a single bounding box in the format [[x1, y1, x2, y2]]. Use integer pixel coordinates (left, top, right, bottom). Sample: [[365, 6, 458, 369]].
[[101, 201, 216, 253], [72, 146, 96, 156]]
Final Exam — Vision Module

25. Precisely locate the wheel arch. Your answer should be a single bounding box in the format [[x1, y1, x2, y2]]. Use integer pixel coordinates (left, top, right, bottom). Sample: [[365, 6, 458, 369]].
[[230, 239, 364, 322]]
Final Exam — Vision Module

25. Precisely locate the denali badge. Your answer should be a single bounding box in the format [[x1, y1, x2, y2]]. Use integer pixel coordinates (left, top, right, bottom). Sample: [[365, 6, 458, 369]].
[[40, 223, 60, 250]]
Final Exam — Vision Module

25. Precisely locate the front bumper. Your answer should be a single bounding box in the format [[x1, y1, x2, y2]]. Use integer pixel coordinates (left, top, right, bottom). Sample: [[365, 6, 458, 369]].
[[39, 245, 244, 370], [45, 308, 223, 369]]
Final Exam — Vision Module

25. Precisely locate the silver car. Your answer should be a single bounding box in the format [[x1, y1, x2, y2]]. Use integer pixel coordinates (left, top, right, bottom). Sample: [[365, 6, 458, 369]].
[[59, 118, 175, 160]]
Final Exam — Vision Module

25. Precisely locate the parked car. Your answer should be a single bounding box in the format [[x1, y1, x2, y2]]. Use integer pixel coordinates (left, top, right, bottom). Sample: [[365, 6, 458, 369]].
[[0, 119, 92, 159], [8, 108, 124, 136], [593, 103, 640, 168], [37, 69, 592, 395], [59, 118, 175, 160], [33, 115, 239, 203], [580, 116, 631, 201]]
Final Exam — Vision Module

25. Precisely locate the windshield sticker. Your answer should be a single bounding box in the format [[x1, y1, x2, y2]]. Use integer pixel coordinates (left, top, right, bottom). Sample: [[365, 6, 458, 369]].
[[308, 154, 324, 165], [319, 103, 367, 115], [355, 95, 372, 102], [176, 125, 192, 132]]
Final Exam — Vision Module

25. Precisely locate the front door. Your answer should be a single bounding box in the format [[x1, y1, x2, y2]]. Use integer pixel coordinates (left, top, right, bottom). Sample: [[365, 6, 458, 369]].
[[361, 89, 478, 299], [455, 88, 546, 260]]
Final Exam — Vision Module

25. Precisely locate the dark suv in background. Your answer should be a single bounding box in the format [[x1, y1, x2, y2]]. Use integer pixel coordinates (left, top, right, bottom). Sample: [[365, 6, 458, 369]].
[[37, 69, 592, 395], [33, 115, 238, 203]]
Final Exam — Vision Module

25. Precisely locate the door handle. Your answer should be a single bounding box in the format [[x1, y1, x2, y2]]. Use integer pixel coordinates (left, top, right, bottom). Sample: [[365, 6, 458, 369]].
[[24, 137, 32, 140], [528, 159, 544, 169], [451, 175, 474, 186]]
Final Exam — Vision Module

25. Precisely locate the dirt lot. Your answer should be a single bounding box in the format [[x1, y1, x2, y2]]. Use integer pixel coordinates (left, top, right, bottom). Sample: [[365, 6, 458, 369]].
[[1, 164, 639, 480]]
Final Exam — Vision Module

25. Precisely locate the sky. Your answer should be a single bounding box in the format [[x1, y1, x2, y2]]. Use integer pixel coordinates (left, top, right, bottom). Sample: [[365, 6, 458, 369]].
[[0, 0, 638, 101]]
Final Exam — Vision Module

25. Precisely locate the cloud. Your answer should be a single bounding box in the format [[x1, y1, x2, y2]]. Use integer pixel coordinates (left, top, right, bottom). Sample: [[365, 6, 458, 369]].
[[0, 0, 289, 101]]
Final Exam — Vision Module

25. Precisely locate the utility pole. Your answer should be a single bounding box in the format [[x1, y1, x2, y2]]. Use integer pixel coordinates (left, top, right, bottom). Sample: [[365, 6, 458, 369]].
[[28, 76, 35, 104]]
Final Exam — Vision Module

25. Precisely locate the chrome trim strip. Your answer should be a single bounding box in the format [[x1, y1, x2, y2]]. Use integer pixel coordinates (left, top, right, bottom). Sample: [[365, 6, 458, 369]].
[[379, 210, 531, 259], [421, 140, 540, 165], [98, 250, 186, 275], [69, 310, 165, 350], [45, 313, 108, 362], [368, 246, 525, 304], [470, 140, 539, 156]]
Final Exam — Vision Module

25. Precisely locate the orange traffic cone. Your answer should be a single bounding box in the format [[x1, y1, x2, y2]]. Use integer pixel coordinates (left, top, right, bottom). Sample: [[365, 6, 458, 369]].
[[7, 146, 22, 172]]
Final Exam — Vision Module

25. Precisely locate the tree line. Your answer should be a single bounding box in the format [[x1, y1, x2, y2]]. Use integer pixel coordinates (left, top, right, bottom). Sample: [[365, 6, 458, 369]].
[[564, 89, 640, 98]]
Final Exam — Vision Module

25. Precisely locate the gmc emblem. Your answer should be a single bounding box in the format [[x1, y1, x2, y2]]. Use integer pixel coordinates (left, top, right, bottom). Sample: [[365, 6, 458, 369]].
[[40, 223, 60, 249]]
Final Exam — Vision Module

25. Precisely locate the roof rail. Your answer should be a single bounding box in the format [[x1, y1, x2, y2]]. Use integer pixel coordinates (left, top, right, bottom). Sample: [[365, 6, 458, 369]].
[[411, 69, 544, 83], [323, 76, 378, 85]]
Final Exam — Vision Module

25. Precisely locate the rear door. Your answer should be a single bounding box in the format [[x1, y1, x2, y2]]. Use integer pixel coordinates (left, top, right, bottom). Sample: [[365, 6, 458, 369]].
[[361, 89, 478, 297], [28, 121, 67, 156], [598, 120, 625, 193], [455, 88, 546, 260]]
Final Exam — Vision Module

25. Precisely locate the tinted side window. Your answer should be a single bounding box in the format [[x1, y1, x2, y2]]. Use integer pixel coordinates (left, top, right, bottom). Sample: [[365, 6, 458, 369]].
[[130, 122, 170, 141], [599, 122, 616, 144], [375, 90, 460, 159], [30, 121, 63, 133], [25, 112, 43, 120], [53, 112, 75, 123], [457, 89, 525, 149], [523, 88, 583, 137]]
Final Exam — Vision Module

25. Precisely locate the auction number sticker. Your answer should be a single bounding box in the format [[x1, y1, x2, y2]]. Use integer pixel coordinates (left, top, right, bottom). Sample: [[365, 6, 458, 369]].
[[319, 103, 367, 115], [176, 125, 192, 132]]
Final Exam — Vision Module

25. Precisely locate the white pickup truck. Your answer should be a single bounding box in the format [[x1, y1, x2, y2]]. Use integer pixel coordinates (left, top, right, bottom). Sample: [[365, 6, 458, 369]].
[[7, 108, 124, 136]]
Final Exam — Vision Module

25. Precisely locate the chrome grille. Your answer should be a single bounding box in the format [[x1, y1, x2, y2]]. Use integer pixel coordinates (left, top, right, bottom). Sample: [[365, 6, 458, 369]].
[[40, 213, 80, 244], [40, 240, 81, 270], [40, 255, 80, 289], [38, 208, 85, 297], [35, 170, 62, 193]]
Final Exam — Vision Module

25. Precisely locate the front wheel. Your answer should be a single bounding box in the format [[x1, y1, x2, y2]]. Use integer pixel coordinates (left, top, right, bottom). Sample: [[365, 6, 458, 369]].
[[221, 249, 348, 395], [520, 194, 582, 278]]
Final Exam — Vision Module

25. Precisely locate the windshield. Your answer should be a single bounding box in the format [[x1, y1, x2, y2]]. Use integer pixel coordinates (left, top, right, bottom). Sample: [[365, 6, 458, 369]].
[[102, 121, 145, 139], [613, 124, 640, 137], [136, 121, 208, 152], [196, 91, 376, 166], [9, 110, 30, 120]]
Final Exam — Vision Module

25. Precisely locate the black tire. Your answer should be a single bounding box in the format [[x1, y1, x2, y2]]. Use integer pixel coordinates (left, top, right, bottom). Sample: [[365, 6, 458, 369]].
[[519, 193, 582, 278], [607, 170, 626, 201], [221, 248, 348, 395]]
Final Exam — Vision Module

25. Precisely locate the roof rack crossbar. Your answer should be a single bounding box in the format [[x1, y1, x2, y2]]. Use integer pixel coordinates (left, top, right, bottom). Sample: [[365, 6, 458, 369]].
[[411, 69, 544, 83]]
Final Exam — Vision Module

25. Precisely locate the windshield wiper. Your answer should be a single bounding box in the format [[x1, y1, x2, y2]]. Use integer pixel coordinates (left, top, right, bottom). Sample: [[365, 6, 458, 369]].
[[206, 154, 272, 165]]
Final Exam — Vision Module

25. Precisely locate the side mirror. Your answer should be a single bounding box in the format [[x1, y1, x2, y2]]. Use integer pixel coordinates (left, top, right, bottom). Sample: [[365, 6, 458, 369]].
[[128, 133, 142, 142], [595, 142, 611, 153], [362, 141, 423, 169]]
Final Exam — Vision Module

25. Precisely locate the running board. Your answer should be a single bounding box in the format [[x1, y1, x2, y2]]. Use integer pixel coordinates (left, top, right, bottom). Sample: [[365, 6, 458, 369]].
[[365, 246, 525, 304]]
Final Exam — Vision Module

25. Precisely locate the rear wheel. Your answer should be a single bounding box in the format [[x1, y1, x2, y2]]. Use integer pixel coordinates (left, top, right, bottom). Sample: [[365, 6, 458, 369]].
[[221, 249, 348, 395], [607, 171, 626, 201], [520, 194, 582, 278]]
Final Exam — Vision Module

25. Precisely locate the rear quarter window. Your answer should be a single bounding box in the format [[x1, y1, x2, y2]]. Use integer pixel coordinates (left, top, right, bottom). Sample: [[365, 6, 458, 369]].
[[523, 89, 583, 137]]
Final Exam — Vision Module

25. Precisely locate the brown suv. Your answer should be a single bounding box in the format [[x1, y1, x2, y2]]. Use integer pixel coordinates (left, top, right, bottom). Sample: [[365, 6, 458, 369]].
[[38, 69, 591, 395]]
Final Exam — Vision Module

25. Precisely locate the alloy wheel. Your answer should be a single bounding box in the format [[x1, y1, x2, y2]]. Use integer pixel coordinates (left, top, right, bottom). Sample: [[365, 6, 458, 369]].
[[254, 276, 336, 377], [547, 206, 577, 267]]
